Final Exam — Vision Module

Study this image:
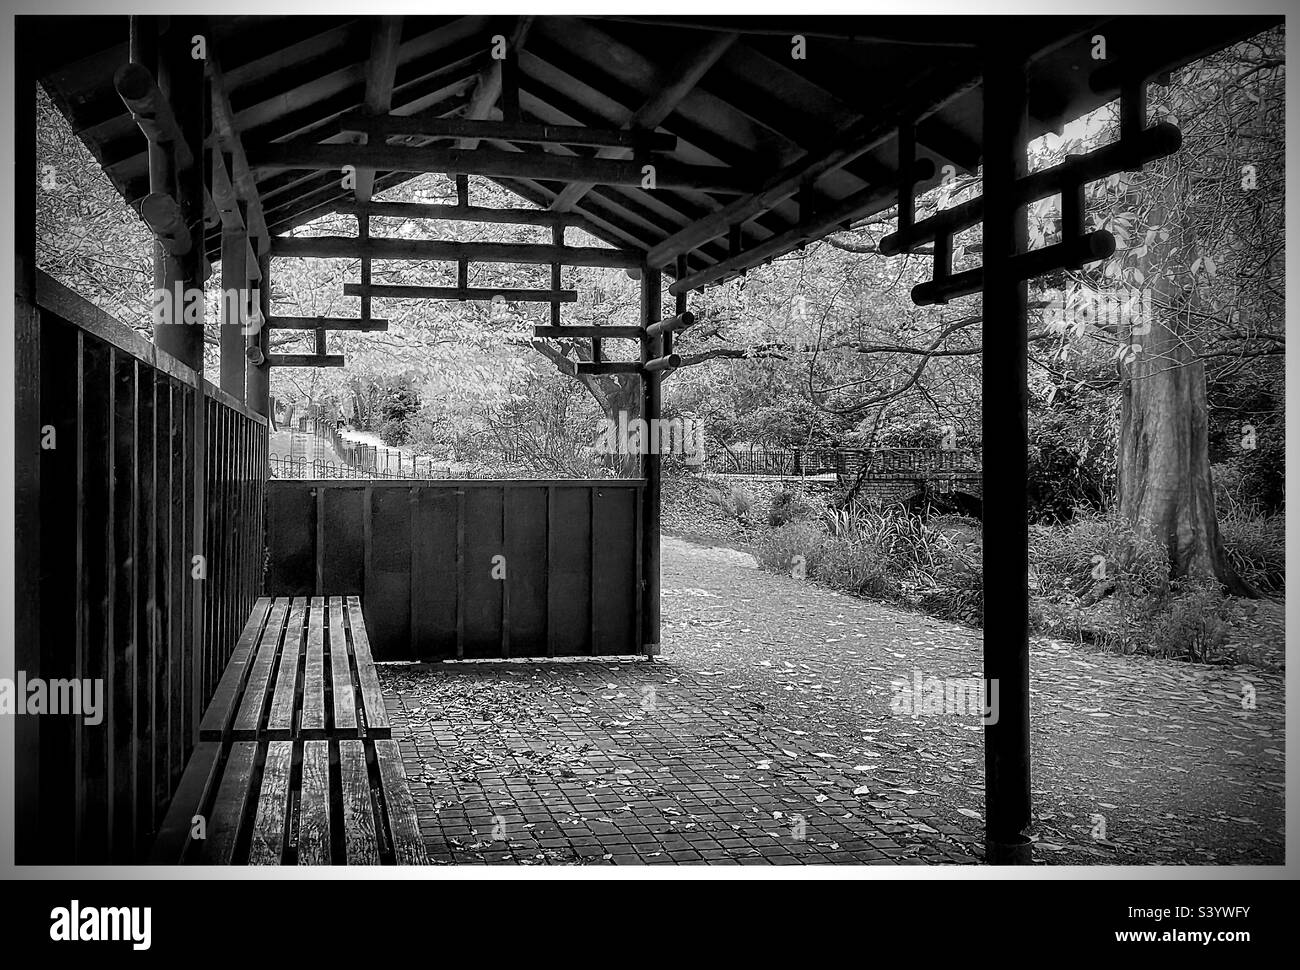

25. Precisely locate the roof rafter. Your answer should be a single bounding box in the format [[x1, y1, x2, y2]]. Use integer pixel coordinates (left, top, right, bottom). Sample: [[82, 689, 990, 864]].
[[549, 31, 737, 213]]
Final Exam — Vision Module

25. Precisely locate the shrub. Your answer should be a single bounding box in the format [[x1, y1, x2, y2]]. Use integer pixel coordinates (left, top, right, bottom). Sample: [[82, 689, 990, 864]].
[[1237, 437, 1285, 514], [768, 489, 814, 528], [1029, 511, 1168, 602], [916, 565, 984, 627], [1148, 579, 1235, 662], [755, 520, 827, 576], [1220, 511, 1285, 594], [701, 483, 756, 523], [819, 536, 900, 598], [822, 506, 950, 579]]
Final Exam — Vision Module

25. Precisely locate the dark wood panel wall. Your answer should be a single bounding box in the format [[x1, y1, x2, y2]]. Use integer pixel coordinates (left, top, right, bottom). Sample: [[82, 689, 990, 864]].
[[266, 481, 644, 660], [20, 275, 267, 863]]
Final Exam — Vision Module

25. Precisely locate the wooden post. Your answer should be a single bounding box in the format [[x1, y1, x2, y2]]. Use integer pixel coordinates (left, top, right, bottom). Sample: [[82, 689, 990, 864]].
[[359, 211, 371, 321], [246, 243, 271, 417], [640, 268, 662, 658], [153, 17, 206, 371], [550, 224, 563, 328], [981, 51, 1032, 864], [14, 20, 41, 861], [220, 199, 248, 400]]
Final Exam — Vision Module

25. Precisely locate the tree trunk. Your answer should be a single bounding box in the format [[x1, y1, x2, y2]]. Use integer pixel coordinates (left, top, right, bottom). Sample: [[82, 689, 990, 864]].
[[1116, 271, 1253, 596]]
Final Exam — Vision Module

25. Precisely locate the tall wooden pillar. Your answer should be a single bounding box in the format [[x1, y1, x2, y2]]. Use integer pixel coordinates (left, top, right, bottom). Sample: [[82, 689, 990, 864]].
[[639, 268, 663, 658], [152, 16, 206, 372], [246, 243, 272, 419], [13, 18, 41, 862], [220, 216, 248, 401], [981, 51, 1033, 864]]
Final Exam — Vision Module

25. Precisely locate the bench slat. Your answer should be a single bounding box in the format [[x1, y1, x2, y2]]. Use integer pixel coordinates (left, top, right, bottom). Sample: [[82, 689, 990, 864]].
[[328, 596, 358, 736], [200, 599, 272, 741], [248, 741, 293, 865], [298, 740, 332, 866], [301, 597, 327, 738], [375, 740, 426, 865], [233, 599, 289, 739], [200, 742, 258, 865], [148, 741, 222, 864], [266, 597, 305, 739], [346, 596, 390, 738], [156, 596, 417, 865], [339, 739, 380, 865]]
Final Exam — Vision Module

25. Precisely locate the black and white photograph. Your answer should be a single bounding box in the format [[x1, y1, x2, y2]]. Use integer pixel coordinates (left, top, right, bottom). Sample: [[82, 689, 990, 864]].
[[1, 2, 1293, 934]]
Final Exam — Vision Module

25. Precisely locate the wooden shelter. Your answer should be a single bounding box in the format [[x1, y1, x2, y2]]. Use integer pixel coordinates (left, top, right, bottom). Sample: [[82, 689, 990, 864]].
[[14, 13, 1275, 864]]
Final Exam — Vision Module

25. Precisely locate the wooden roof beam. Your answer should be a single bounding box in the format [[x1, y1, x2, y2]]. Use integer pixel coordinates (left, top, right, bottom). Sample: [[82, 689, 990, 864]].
[[336, 199, 571, 227], [548, 31, 737, 213], [671, 163, 935, 293], [645, 67, 982, 268], [267, 316, 389, 331], [271, 233, 642, 269], [339, 112, 677, 152], [459, 16, 534, 150], [248, 142, 752, 193], [345, 284, 578, 303], [354, 16, 404, 204], [205, 45, 270, 248]]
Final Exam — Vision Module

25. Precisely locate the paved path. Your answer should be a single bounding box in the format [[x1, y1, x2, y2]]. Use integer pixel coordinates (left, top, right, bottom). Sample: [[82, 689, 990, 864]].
[[382, 537, 1284, 865]]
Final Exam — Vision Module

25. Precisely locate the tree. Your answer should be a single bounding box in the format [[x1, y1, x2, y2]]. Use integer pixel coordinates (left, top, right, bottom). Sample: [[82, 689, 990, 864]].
[[1105, 31, 1283, 593]]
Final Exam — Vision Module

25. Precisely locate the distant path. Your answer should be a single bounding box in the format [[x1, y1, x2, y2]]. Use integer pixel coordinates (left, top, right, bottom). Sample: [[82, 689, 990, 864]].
[[658, 536, 1284, 864], [381, 536, 1283, 865]]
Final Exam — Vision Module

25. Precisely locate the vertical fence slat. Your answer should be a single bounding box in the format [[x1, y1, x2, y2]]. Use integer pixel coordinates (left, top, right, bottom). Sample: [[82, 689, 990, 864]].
[[38, 318, 79, 861], [110, 351, 138, 861], [80, 338, 112, 861]]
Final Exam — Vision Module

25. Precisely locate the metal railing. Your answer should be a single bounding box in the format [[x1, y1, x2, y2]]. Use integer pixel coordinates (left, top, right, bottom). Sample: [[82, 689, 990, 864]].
[[700, 447, 981, 479], [270, 454, 456, 480]]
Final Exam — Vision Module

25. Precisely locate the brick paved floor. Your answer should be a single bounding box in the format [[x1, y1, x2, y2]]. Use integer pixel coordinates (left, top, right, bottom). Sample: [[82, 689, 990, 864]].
[[379, 536, 1283, 866], [383, 659, 978, 865]]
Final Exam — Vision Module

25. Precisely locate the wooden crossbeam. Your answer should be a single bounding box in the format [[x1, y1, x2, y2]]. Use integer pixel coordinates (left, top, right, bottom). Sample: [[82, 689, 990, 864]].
[[344, 283, 576, 302], [574, 361, 642, 375], [645, 65, 981, 267], [533, 325, 642, 339], [114, 62, 194, 170], [247, 143, 752, 194], [670, 166, 933, 293], [268, 354, 345, 368], [272, 234, 642, 269], [267, 316, 389, 331], [644, 312, 695, 339], [338, 112, 678, 152], [550, 32, 737, 213], [878, 123, 1181, 256], [911, 231, 1116, 306], [643, 353, 681, 373], [336, 200, 570, 228]]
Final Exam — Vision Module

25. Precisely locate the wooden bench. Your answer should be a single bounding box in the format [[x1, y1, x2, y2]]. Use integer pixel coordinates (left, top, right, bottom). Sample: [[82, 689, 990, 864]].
[[150, 596, 426, 865]]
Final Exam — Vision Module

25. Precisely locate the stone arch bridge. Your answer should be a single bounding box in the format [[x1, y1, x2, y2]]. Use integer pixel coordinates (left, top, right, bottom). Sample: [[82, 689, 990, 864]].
[[699, 447, 982, 509]]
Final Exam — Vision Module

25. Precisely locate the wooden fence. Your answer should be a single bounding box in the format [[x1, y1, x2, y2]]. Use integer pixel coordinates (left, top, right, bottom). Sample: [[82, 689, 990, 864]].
[[266, 480, 644, 660], [18, 273, 267, 863]]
